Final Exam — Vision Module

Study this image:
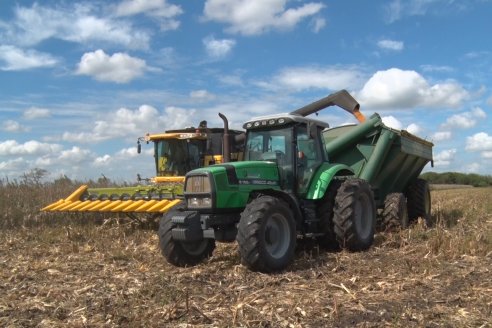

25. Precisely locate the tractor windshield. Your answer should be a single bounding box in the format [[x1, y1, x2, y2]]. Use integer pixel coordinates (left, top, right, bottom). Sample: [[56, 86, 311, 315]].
[[154, 139, 206, 176], [245, 127, 293, 189]]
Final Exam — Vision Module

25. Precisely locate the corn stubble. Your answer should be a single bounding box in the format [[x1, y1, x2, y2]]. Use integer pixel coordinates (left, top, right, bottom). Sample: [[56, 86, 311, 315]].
[[1, 183, 491, 327]]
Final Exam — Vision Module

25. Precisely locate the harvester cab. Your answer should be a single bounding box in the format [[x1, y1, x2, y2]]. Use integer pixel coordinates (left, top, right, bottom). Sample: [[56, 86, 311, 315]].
[[159, 90, 434, 272], [42, 114, 244, 225]]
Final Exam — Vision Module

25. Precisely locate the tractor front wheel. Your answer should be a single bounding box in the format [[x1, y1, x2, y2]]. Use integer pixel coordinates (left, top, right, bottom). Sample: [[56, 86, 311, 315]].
[[237, 195, 296, 272], [158, 203, 215, 267], [333, 179, 376, 251]]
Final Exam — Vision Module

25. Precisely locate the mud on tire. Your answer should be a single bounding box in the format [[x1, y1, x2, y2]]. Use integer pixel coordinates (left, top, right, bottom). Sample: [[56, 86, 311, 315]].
[[158, 202, 215, 267], [236, 195, 296, 273], [333, 179, 376, 251]]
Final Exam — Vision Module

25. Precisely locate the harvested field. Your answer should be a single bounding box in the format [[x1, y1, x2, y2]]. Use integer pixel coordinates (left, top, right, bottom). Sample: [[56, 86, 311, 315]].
[[1, 187, 491, 327]]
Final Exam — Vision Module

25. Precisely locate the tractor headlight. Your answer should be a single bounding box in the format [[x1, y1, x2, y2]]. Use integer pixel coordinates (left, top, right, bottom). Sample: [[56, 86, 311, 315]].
[[185, 174, 213, 209]]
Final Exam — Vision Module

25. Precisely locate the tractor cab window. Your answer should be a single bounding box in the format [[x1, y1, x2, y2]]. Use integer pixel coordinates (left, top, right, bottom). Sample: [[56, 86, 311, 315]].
[[155, 139, 205, 176], [245, 127, 293, 190]]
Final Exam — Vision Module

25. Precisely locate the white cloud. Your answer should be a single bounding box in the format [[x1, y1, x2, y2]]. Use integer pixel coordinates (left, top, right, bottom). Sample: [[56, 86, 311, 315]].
[[377, 39, 404, 51], [357, 68, 469, 109], [442, 107, 486, 129], [203, 0, 325, 35], [465, 132, 492, 152], [465, 162, 481, 173], [432, 131, 452, 141], [23, 107, 51, 119], [3, 3, 150, 49], [61, 104, 197, 143], [203, 36, 236, 59], [93, 154, 112, 167], [76, 50, 147, 83], [406, 123, 421, 135], [384, 0, 463, 23], [58, 146, 93, 164], [190, 89, 215, 101], [382, 116, 403, 130], [420, 64, 454, 73], [2, 120, 29, 132], [311, 17, 326, 33], [433, 148, 457, 167], [0, 45, 58, 71], [116, 147, 140, 158], [0, 140, 62, 156], [115, 0, 183, 31], [269, 66, 364, 91], [0, 157, 27, 171]]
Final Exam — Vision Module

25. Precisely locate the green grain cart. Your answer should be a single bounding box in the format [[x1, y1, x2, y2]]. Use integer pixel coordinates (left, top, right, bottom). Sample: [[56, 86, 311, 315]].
[[159, 90, 434, 272]]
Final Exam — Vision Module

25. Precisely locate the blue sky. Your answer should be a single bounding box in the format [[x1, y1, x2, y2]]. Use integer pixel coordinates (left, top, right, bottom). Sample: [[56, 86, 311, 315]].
[[1, 0, 491, 182]]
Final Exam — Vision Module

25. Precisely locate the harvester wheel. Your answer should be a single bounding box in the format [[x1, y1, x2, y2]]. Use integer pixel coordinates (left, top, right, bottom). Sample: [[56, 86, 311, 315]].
[[406, 178, 432, 225], [237, 195, 296, 272], [158, 203, 215, 267], [315, 180, 342, 250], [333, 179, 376, 251], [382, 193, 409, 230]]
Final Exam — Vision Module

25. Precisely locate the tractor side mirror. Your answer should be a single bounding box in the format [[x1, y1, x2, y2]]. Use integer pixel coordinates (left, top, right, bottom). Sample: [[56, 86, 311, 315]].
[[137, 140, 141, 154], [308, 122, 318, 139]]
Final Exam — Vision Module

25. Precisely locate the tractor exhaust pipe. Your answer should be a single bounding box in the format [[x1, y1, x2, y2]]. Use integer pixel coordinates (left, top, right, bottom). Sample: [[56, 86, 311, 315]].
[[218, 113, 231, 163], [290, 89, 365, 123]]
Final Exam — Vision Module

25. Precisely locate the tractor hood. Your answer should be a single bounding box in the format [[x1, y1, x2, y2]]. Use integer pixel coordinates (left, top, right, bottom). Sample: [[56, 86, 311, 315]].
[[184, 161, 282, 211], [189, 161, 280, 187]]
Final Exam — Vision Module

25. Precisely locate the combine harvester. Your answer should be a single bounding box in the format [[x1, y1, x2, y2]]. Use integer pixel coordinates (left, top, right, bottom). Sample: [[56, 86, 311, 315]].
[[42, 115, 244, 225], [158, 90, 434, 272]]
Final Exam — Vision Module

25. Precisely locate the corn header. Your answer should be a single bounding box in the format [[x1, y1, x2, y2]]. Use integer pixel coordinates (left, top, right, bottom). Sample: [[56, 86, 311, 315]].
[[42, 115, 244, 224]]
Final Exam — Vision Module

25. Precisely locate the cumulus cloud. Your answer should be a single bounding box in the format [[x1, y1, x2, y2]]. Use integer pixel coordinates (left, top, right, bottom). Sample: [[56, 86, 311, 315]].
[[384, 0, 462, 23], [58, 146, 93, 164], [23, 107, 51, 119], [356, 68, 469, 109], [76, 50, 147, 83], [433, 148, 457, 167], [203, 0, 325, 35], [382, 116, 403, 130], [2, 120, 29, 132], [0, 140, 62, 156], [61, 104, 196, 143], [377, 39, 404, 51], [203, 36, 236, 59], [442, 107, 486, 129], [93, 154, 112, 167], [1, 2, 150, 49], [115, 0, 183, 31], [0, 45, 58, 71], [432, 131, 452, 142], [267, 66, 364, 92], [465, 132, 492, 152], [406, 123, 421, 135]]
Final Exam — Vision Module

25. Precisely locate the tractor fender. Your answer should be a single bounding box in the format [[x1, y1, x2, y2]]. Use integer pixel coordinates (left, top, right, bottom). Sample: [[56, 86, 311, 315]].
[[305, 163, 354, 200]]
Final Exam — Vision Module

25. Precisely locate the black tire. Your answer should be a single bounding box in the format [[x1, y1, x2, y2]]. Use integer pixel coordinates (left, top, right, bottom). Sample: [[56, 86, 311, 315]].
[[236, 195, 296, 272], [382, 193, 409, 230], [406, 178, 432, 225], [158, 202, 215, 267], [333, 179, 376, 251], [315, 180, 342, 250]]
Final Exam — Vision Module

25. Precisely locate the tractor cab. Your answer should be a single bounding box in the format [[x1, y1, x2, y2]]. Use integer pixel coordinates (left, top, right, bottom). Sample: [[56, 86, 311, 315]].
[[243, 114, 329, 195]]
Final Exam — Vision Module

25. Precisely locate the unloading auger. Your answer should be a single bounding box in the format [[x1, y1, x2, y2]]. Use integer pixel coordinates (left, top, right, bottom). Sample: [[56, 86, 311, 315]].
[[41, 114, 245, 225]]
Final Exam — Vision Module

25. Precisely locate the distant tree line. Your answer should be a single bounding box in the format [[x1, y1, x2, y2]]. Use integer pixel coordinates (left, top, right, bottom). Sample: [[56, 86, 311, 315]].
[[421, 172, 492, 187]]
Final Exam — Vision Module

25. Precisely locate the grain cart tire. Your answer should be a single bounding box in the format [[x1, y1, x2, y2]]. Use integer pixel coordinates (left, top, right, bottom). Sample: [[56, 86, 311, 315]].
[[333, 179, 376, 251], [406, 178, 432, 225], [237, 195, 296, 272], [316, 180, 342, 250], [382, 193, 409, 230], [158, 203, 215, 267]]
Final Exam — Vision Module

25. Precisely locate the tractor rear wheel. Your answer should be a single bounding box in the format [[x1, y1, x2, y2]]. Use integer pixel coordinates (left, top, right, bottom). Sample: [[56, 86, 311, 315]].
[[237, 195, 296, 272], [406, 178, 432, 225], [333, 179, 376, 251], [382, 193, 409, 230], [316, 180, 341, 250], [158, 203, 215, 267]]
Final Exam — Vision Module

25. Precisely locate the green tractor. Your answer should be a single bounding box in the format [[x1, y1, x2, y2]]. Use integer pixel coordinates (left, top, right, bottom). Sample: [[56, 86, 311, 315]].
[[159, 90, 433, 272]]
